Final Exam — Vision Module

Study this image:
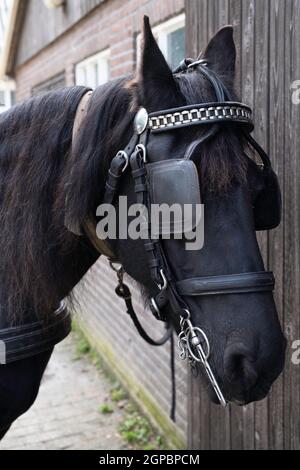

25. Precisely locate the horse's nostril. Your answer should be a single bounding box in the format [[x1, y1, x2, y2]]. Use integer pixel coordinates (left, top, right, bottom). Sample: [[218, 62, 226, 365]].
[[224, 343, 258, 392]]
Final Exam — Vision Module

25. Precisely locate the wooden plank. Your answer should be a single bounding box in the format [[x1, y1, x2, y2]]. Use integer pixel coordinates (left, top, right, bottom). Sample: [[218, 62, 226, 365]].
[[207, 0, 217, 40], [252, 0, 270, 450], [240, 1, 256, 449], [268, 0, 286, 450], [217, 0, 230, 28], [185, 0, 199, 59], [283, 0, 300, 450], [199, 0, 209, 47], [226, 0, 244, 450], [209, 1, 231, 450], [185, 0, 211, 449], [186, 0, 300, 450], [283, 0, 293, 450], [15, 0, 105, 69], [289, 1, 300, 449], [187, 369, 200, 449], [229, 0, 242, 96]]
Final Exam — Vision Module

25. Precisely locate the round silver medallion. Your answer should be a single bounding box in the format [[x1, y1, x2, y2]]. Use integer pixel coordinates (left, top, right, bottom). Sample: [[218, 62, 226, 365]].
[[134, 107, 149, 135]]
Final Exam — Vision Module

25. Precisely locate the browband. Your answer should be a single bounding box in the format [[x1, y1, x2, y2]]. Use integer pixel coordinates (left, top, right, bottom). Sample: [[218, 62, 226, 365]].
[[148, 102, 253, 133]]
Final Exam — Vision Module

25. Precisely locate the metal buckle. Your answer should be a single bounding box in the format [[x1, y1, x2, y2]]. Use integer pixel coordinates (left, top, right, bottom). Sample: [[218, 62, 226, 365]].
[[116, 151, 129, 173], [135, 144, 147, 163], [187, 59, 208, 69]]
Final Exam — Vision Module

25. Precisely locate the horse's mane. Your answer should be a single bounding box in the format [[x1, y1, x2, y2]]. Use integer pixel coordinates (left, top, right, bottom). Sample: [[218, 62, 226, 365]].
[[58, 77, 136, 228], [0, 69, 246, 324], [0, 86, 94, 324]]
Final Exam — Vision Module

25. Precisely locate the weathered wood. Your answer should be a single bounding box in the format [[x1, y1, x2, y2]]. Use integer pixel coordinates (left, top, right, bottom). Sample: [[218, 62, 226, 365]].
[[268, 0, 286, 450], [186, 0, 300, 450], [289, 0, 300, 450], [209, 1, 232, 451], [229, 0, 242, 95], [15, 0, 105, 68], [187, 1, 211, 451], [252, 0, 270, 450], [185, 0, 199, 59], [228, 0, 244, 451], [240, 1, 255, 449], [283, 0, 300, 451]]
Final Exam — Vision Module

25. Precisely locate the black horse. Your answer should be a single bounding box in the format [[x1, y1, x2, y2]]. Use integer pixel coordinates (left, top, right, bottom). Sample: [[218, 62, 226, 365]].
[[0, 18, 286, 439]]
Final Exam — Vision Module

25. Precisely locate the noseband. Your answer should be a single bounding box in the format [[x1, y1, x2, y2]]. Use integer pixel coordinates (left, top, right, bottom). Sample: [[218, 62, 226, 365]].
[[73, 59, 278, 408]]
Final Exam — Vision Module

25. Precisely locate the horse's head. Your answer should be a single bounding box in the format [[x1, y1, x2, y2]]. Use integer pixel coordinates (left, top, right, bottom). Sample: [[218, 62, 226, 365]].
[[109, 17, 286, 405]]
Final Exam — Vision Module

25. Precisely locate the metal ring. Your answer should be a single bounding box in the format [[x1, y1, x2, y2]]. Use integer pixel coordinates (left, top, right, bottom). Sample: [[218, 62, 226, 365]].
[[187, 327, 210, 362], [187, 59, 208, 69], [135, 144, 147, 163], [116, 151, 129, 173], [182, 309, 191, 320], [179, 309, 191, 330], [150, 298, 161, 317]]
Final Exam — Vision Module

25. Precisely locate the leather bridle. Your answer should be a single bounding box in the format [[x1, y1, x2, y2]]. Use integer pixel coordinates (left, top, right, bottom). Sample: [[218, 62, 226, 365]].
[[0, 59, 276, 416], [70, 59, 276, 408]]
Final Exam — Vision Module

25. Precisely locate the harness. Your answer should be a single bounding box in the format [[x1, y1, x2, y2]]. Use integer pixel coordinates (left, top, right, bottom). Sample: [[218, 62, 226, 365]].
[[68, 58, 281, 411], [0, 302, 71, 365], [0, 58, 281, 420]]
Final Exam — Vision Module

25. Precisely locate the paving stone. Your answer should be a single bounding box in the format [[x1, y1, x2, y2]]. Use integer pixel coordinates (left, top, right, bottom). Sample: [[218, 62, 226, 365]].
[[0, 334, 128, 450]]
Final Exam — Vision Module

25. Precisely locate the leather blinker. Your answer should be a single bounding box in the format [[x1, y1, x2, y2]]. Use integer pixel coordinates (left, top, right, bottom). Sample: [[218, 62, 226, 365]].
[[146, 159, 202, 237]]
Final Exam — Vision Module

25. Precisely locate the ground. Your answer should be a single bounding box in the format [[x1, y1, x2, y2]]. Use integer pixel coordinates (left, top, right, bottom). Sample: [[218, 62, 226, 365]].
[[0, 334, 129, 450]]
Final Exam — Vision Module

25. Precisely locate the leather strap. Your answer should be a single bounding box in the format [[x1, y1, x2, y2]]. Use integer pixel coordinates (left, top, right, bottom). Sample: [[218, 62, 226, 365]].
[[103, 134, 139, 205], [72, 90, 93, 141], [83, 218, 116, 260], [67, 90, 118, 260], [65, 90, 93, 236], [176, 271, 275, 297], [0, 303, 71, 364]]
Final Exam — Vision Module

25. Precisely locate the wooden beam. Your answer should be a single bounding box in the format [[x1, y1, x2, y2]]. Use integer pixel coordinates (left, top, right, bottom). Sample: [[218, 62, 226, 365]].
[[0, 0, 26, 78]]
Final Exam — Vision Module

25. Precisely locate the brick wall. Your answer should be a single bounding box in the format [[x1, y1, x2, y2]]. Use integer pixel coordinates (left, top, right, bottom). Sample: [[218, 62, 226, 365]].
[[15, 0, 184, 100], [14, 0, 187, 447], [76, 259, 187, 447]]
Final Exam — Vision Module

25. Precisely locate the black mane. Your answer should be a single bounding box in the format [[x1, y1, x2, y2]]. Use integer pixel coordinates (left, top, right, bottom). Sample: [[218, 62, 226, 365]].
[[0, 86, 96, 324]]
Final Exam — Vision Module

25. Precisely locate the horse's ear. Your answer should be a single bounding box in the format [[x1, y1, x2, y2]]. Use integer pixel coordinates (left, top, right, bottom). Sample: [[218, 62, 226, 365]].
[[202, 26, 236, 78], [138, 16, 183, 110]]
